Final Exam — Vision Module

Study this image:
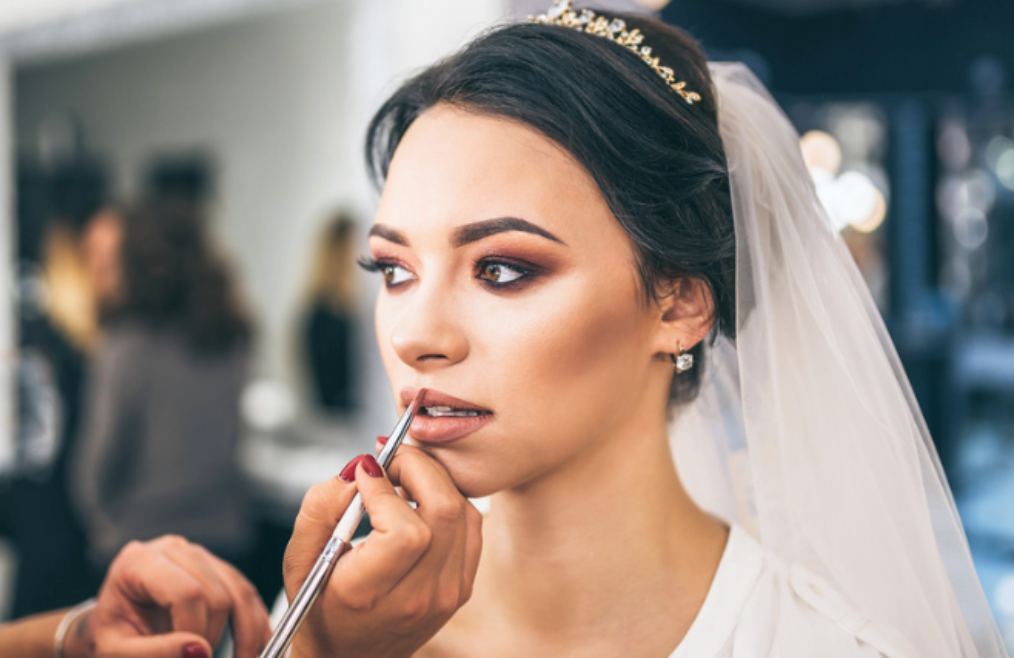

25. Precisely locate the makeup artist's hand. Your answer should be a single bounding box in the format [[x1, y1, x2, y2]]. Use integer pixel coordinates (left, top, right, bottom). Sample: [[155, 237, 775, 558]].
[[284, 446, 483, 658], [68, 535, 271, 658]]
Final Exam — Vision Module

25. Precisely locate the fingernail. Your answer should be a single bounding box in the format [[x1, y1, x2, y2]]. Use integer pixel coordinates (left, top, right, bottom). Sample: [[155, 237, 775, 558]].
[[377, 435, 389, 445], [339, 455, 364, 482], [182, 643, 209, 658], [361, 453, 384, 478]]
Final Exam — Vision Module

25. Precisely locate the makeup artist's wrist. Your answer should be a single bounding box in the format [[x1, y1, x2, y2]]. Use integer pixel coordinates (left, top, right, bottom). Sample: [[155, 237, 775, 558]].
[[60, 607, 96, 658]]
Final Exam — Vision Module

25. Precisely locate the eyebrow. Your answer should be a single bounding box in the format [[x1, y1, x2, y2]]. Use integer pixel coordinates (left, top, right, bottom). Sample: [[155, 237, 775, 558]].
[[368, 217, 566, 248]]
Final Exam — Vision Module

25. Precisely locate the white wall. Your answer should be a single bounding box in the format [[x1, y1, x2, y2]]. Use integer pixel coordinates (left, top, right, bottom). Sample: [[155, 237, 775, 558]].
[[14, 0, 506, 432]]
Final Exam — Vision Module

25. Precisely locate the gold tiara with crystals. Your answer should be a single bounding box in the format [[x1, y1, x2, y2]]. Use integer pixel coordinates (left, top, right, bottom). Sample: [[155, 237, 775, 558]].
[[529, 0, 702, 105]]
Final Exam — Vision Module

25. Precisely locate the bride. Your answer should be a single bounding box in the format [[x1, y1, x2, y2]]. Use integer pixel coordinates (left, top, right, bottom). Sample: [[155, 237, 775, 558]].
[[280, 3, 1008, 657]]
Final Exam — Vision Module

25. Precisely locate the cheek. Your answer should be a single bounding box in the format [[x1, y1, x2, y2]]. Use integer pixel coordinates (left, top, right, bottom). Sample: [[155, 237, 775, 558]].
[[471, 271, 653, 445], [375, 292, 404, 384]]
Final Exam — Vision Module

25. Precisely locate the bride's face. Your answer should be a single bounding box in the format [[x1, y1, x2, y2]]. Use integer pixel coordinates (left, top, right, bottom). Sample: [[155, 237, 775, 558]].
[[369, 104, 670, 497]]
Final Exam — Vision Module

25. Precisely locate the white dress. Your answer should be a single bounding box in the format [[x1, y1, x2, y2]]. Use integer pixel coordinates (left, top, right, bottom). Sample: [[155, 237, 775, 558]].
[[676, 523, 917, 658], [263, 522, 918, 658]]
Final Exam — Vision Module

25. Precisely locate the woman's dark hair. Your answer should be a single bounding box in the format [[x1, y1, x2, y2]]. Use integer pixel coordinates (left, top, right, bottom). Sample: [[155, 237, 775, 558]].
[[111, 199, 251, 353], [365, 14, 735, 405]]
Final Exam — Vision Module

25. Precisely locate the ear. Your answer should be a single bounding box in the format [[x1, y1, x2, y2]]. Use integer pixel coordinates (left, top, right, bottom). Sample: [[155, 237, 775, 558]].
[[652, 277, 714, 358]]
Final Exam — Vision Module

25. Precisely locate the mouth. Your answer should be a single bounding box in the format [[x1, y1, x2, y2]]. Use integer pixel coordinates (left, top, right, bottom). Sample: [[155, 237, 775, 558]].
[[420, 406, 488, 418], [401, 387, 494, 444]]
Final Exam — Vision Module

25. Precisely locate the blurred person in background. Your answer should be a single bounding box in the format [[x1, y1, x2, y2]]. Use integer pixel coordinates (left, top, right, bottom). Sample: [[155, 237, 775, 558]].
[[7, 164, 109, 618], [298, 211, 359, 418], [70, 199, 255, 580]]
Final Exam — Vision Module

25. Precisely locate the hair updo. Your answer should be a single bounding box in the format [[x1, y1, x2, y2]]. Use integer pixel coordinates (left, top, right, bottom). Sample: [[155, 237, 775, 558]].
[[365, 12, 736, 406]]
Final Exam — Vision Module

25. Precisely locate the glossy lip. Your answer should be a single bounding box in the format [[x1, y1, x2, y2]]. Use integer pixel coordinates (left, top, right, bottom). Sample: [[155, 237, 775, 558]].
[[400, 386, 493, 444]]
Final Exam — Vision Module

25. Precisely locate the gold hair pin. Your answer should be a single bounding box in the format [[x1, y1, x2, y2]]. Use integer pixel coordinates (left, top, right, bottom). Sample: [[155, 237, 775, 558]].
[[529, 0, 702, 105]]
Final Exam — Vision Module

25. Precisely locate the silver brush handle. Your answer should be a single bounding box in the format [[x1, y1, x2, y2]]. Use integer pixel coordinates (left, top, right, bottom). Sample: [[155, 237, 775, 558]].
[[257, 397, 418, 658], [258, 535, 347, 658]]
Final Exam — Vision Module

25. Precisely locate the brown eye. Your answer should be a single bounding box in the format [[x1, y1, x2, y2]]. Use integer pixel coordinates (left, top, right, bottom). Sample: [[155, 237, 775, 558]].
[[477, 260, 527, 286], [374, 262, 412, 287]]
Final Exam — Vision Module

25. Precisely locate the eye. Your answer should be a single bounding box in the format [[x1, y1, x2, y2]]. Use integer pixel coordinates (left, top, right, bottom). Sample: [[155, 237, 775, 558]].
[[381, 263, 413, 286], [358, 257, 415, 288], [476, 260, 529, 287]]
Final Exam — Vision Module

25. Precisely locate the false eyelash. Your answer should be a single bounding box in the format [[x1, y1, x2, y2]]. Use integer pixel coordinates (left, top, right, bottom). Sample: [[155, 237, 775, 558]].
[[359, 254, 542, 291], [357, 256, 384, 272]]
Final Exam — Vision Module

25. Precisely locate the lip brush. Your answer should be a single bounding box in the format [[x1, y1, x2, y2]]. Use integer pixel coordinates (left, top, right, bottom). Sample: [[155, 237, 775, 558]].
[[258, 388, 428, 658]]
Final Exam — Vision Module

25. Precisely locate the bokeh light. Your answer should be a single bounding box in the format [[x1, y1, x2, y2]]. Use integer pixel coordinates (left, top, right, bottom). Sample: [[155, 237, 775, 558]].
[[938, 121, 972, 171], [996, 150, 1014, 191], [953, 207, 989, 250], [800, 130, 843, 175]]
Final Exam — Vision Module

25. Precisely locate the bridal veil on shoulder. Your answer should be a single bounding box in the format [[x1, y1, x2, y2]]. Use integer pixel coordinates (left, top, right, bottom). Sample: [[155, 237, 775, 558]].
[[670, 62, 1008, 658]]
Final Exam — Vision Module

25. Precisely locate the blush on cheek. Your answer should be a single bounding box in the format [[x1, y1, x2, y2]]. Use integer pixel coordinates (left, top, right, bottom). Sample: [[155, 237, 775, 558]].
[[501, 276, 652, 452]]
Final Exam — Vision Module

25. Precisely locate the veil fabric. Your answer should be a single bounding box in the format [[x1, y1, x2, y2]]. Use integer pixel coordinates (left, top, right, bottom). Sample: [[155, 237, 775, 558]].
[[671, 62, 1008, 658]]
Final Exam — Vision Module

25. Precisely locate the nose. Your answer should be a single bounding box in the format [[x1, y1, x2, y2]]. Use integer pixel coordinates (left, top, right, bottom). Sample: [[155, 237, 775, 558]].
[[389, 281, 469, 371]]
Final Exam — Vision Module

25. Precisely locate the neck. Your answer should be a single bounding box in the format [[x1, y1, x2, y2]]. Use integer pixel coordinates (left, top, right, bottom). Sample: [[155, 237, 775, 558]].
[[470, 403, 728, 649]]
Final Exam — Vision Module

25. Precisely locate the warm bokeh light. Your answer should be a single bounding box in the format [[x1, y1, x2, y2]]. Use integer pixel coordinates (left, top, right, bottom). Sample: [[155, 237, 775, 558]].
[[800, 130, 843, 176], [635, 0, 674, 10], [851, 187, 887, 234]]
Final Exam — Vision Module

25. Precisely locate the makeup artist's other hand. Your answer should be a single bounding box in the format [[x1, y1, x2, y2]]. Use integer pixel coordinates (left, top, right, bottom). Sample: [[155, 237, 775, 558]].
[[70, 535, 271, 658], [285, 446, 482, 658]]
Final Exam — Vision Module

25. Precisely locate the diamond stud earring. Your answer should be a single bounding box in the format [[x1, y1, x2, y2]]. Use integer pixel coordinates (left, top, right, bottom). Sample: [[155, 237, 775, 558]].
[[671, 342, 694, 372]]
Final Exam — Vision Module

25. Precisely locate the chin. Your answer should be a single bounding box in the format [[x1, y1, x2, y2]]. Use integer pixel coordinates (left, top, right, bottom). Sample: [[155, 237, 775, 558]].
[[445, 466, 508, 500], [455, 481, 500, 499], [422, 448, 513, 499]]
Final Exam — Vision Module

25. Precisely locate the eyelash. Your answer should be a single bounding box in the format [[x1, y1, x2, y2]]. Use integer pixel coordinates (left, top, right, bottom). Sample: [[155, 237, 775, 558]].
[[357, 256, 538, 290]]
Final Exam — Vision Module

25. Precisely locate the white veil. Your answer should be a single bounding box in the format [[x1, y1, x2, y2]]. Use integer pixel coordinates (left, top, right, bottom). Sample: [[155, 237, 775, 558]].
[[671, 62, 1009, 658]]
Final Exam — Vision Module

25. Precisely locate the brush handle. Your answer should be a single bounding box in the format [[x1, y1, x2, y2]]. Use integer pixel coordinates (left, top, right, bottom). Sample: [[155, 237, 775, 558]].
[[257, 399, 418, 658], [258, 490, 366, 658], [258, 534, 347, 658]]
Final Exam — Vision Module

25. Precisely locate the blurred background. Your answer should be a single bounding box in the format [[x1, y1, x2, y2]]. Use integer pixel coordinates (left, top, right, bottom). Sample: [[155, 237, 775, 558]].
[[0, 0, 1010, 649]]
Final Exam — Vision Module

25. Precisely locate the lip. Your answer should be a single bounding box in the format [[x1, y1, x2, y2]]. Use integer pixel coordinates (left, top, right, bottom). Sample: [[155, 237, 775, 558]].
[[400, 386, 493, 444]]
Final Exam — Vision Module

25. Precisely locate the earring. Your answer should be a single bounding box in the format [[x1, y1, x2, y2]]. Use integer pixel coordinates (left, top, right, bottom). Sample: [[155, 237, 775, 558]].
[[671, 342, 694, 373]]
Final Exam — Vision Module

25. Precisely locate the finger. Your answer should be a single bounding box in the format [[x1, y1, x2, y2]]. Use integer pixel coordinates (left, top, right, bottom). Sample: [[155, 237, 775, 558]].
[[373, 449, 469, 614], [150, 538, 233, 648], [385, 447, 467, 541], [388, 476, 472, 616], [113, 543, 210, 638], [100, 632, 210, 658], [329, 457, 430, 601], [284, 473, 360, 597], [391, 448, 482, 612], [386, 498, 464, 622], [190, 546, 271, 658]]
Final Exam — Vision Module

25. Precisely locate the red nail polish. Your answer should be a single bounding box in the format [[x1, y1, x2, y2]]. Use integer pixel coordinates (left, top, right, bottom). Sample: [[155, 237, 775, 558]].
[[377, 435, 389, 445], [361, 454, 384, 478], [182, 643, 210, 658], [339, 455, 364, 482]]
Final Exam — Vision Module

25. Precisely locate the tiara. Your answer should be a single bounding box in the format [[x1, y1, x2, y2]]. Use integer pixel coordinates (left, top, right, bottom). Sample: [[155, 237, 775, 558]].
[[529, 0, 702, 105]]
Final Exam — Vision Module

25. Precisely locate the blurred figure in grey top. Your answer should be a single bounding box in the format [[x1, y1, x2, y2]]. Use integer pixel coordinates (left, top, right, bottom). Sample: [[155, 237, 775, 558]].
[[71, 199, 254, 569]]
